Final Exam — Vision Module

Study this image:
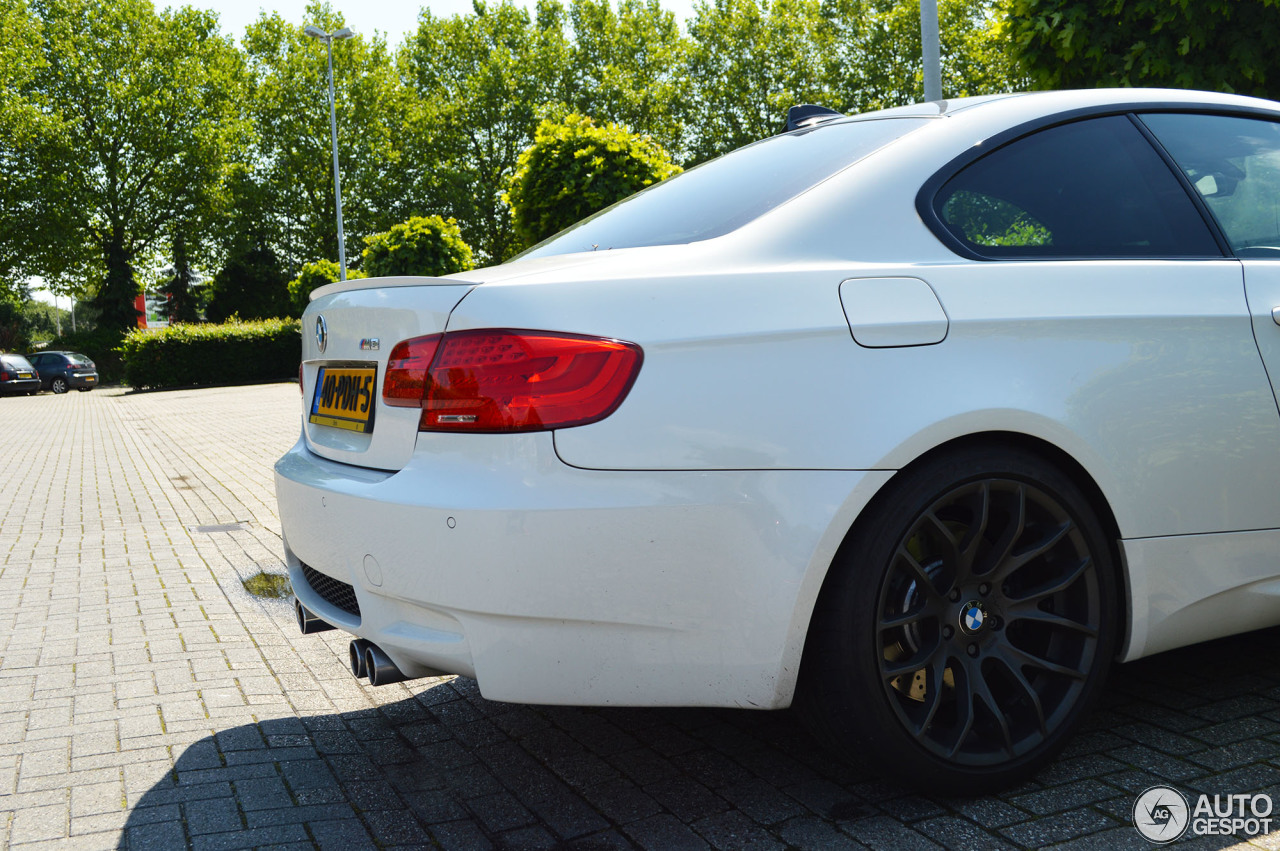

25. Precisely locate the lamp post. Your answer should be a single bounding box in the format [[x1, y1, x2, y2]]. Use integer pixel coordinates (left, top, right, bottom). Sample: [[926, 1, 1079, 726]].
[[920, 0, 941, 102], [304, 24, 355, 281]]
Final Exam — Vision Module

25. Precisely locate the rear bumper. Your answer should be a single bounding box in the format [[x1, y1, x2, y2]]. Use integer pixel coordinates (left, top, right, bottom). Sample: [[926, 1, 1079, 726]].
[[0, 378, 39, 395], [67, 371, 98, 389], [275, 433, 885, 708]]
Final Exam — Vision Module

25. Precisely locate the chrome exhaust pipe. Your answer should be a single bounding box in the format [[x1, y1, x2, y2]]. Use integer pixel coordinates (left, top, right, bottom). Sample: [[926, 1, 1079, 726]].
[[295, 599, 335, 634], [349, 639, 372, 678], [364, 643, 408, 686]]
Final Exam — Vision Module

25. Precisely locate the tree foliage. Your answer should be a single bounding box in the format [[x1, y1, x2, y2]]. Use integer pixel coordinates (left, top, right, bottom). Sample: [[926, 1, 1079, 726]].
[[400, 1, 573, 264], [1002, 0, 1280, 95], [286, 259, 364, 315], [205, 245, 290, 323], [0, 0, 1025, 321], [505, 114, 681, 248], [240, 3, 409, 272], [18, 0, 246, 330], [362, 217, 475, 279]]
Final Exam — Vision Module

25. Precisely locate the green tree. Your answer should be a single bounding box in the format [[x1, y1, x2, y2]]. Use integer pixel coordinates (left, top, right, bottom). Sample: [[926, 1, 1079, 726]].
[[157, 233, 201, 324], [240, 2, 410, 273], [567, 0, 692, 158], [286, 259, 364, 316], [826, 0, 1023, 112], [18, 0, 246, 331], [1002, 0, 1280, 95], [205, 245, 290, 323], [686, 0, 834, 162], [400, 0, 573, 263], [505, 114, 681, 247], [0, 0, 54, 299], [362, 216, 475, 278]]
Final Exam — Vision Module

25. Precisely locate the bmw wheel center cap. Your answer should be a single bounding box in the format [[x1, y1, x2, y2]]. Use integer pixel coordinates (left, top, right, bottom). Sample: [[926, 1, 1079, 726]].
[[960, 600, 987, 634]]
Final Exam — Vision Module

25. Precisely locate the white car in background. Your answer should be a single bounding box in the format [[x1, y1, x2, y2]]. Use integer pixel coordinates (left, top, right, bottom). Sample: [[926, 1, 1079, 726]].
[[276, 88, 1280, 794]]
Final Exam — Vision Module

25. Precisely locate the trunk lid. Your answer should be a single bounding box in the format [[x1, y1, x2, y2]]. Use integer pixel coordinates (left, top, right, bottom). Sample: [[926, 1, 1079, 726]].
[[300, 276, 476, 471]]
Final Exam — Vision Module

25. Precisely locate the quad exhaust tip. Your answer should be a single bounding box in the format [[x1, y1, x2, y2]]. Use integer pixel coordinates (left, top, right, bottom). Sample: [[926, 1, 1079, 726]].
[[364, 642, 409, 686], [348, 638, 409, 686], [295, 599, 335, 634]]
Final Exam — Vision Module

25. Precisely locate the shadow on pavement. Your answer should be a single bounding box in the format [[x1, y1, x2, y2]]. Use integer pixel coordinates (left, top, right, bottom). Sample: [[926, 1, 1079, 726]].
[[119, 628, 1280, 850]]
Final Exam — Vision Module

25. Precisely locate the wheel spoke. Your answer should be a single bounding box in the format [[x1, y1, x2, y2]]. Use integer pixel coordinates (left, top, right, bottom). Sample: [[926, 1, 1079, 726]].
[[945, 663, 978, 758], [972, 669, 1015, 756], [1004, 604, 1098, 637], [1005, 555, 1091, 603], [882, 640, 940, 680], [977, 484, 1026, 577], [916, 652, 949, 735], [988, 652, 1048, 737], [921, 511, 963, 581], [894, 547, 946, 604], [880, 598, 936, 630], [994, 519, 1073, 584], [956, 482, 991, 572], [1003, 643, 1087, 681]]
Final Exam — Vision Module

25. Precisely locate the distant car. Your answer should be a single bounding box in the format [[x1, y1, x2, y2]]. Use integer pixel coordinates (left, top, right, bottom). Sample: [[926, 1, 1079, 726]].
[[277, 87, 1280, 794], [0, 354, 39, 396], [28, 351, 98, 393]]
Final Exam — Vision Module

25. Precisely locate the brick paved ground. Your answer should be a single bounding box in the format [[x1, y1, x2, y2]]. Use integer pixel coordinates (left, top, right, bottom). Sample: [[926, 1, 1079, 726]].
[[0, 383, 1278, 850]]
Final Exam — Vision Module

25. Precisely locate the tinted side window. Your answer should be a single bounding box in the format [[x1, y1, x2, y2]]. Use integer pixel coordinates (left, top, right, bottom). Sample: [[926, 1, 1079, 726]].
[[1140, 113, 1280, 257], [934, 116, 1220, 258]]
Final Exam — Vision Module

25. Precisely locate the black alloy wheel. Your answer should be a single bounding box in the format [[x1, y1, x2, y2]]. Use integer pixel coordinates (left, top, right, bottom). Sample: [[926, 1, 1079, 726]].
[[50, 376, 68, 394], [798, 446, 1116, 795]]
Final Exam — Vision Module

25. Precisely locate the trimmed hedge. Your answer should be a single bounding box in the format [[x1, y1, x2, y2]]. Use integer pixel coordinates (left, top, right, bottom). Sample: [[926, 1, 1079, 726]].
[[120, 318, 301, 390]]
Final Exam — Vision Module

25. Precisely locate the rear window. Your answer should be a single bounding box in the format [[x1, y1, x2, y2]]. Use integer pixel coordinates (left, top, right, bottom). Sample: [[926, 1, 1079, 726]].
[[3, 355, 34, 370], [518, 118, 928, 259], [66, 354, 92, 365], [933, 116, 1220, 258]]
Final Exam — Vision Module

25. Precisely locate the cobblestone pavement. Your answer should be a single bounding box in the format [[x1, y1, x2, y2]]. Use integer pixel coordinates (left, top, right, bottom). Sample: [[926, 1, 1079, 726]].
[[1, 384, 1279, 850]]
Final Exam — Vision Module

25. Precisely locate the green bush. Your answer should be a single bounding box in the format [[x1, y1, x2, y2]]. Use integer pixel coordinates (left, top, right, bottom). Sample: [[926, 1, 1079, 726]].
[[361, 216, 474, 279], [119, 318, 301, 390], [505, 114, 682, 251], [42, 327, 126, 384], [286, 260, 364, 317]]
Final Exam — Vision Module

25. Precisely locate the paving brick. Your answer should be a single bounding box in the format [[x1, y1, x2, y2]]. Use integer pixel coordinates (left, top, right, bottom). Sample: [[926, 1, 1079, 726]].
[[8, 383, 1280, 851]]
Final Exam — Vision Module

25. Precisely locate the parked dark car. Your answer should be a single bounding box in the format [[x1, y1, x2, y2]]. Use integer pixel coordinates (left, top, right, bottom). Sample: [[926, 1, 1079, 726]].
[[28, 351, 98, 393], [0, 353, 40, 396]]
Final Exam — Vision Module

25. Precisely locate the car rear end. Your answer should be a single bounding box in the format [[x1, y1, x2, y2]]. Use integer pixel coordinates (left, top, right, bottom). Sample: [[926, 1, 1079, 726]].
[[62, 353, 98, 390], [274, 265, 876, 708], [0, 355, 40, 395]]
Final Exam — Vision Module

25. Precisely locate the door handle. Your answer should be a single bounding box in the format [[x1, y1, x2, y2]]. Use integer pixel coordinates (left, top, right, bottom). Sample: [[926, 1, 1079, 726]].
[[1273, 306, 1280, 326]]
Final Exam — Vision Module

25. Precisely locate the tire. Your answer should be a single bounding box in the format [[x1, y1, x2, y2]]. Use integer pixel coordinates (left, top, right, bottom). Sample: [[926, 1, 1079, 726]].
[[798, 445, 1117, 796], [50, 377, 68, 394], [77, 387, 92, 392]]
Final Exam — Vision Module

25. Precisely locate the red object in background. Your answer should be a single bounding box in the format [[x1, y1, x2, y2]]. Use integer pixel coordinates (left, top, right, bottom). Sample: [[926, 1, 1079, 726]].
[[134, 295, 147, 329]]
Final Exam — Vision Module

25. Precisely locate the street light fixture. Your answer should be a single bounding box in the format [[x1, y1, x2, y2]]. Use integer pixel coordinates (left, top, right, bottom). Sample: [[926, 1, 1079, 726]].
[[304, 24, 356, 281]]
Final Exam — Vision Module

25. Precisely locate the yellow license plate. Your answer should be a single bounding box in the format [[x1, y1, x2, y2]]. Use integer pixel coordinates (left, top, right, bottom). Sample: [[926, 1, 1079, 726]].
[[309, 365, 378, 433], [16, 372, 31, 379]]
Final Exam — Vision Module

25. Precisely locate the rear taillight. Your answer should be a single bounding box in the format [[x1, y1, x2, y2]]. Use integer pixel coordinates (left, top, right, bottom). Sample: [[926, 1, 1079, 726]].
[[0, 371, 7, 381], [382, 329, 642, 432]]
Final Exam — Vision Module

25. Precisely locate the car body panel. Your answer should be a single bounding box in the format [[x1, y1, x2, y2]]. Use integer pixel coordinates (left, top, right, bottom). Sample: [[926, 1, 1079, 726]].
[[301, 279, 475, 470], [276, 88, 1280, 711], [277, 433, 890, 706]]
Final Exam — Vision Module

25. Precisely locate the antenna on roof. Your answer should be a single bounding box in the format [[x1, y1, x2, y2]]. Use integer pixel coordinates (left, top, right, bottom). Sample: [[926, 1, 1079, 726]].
[[785, 104, 844, 133]]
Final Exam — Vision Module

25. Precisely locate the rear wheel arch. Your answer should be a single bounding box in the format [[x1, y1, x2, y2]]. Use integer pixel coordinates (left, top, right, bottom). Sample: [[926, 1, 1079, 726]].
[[793, 431, 1128, 793]]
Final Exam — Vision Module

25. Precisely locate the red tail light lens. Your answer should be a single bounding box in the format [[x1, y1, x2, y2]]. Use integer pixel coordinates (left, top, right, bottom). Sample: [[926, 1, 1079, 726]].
[[382, 329, 642, 432]]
